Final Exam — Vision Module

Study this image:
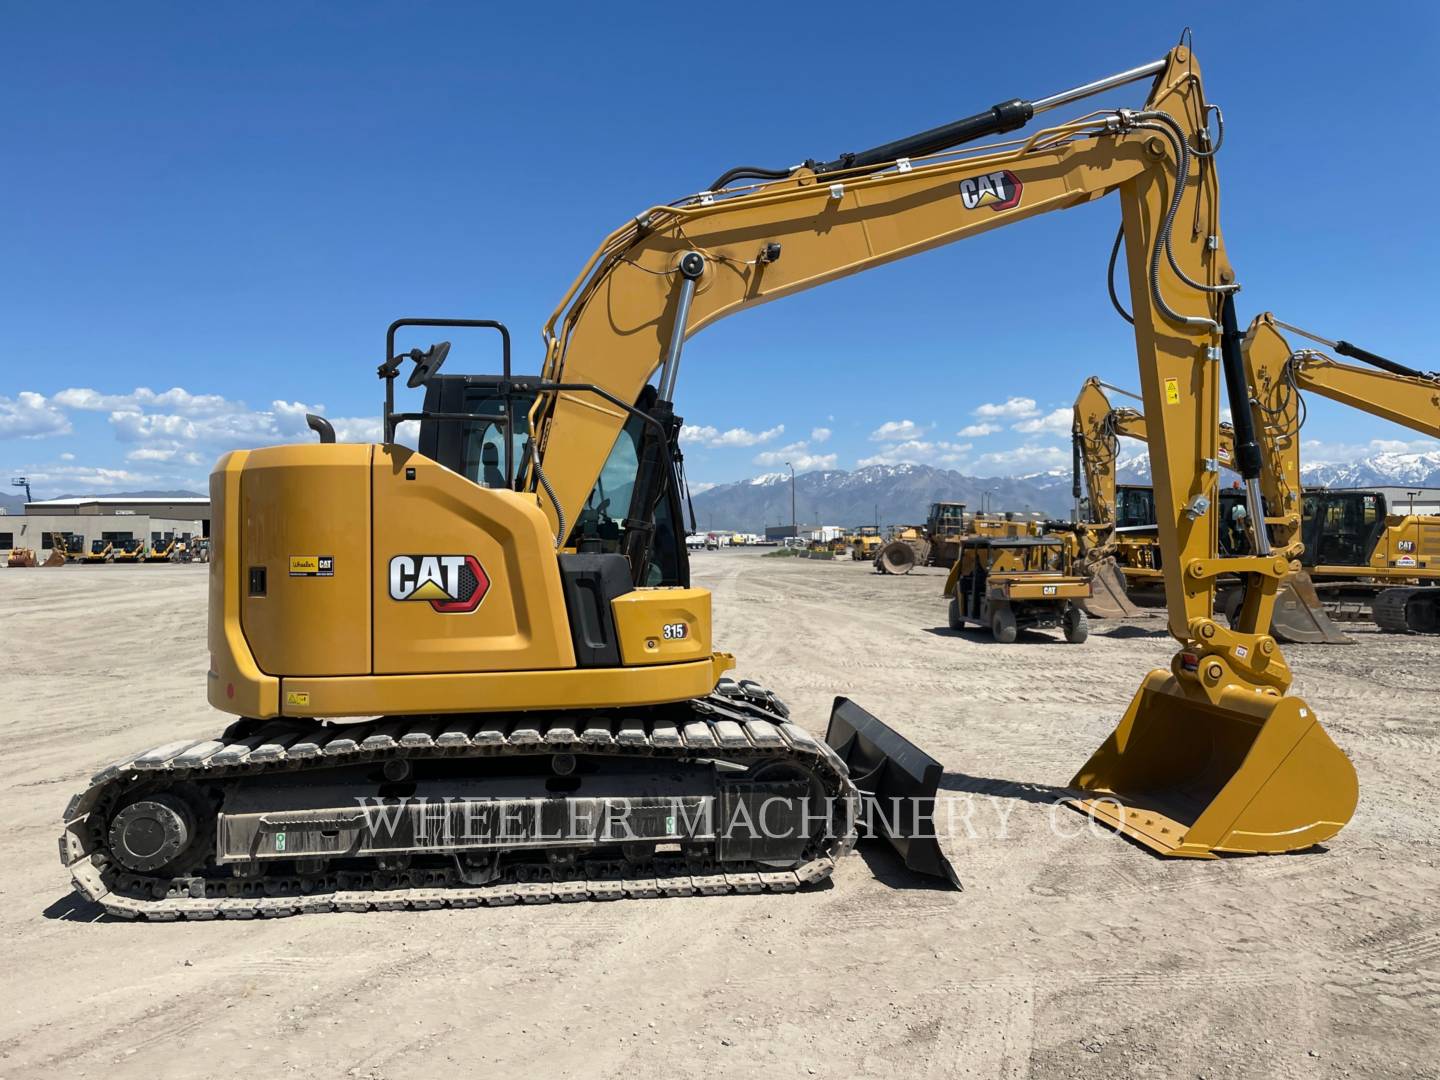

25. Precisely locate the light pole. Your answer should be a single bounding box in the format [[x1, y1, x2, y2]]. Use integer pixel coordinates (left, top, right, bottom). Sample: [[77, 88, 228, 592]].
[[786, 461, 796, 535]]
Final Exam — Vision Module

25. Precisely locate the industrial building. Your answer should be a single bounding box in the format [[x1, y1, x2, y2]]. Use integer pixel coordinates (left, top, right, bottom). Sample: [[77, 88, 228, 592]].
[[0, 496, 209, 558]]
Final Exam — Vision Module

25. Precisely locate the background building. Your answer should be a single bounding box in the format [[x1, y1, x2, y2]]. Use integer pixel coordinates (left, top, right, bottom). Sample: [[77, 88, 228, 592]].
[[0, 496, 209, 556]]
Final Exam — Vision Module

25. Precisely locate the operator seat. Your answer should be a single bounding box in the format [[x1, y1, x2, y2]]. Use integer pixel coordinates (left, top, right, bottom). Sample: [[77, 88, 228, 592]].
[[481, 443, 505, 489]]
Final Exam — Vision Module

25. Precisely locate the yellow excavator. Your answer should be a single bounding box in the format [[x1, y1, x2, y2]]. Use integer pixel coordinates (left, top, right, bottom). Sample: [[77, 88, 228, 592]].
[[1077, 320, 1440, 635], [1073, 376, 1352, 643], [63, 37, 1360, 919], [1242, 314, 1439, 633]]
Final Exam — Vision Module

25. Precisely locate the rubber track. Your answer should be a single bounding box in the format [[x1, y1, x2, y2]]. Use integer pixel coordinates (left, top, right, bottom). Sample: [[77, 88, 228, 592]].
[[60, 683, 858, 920]]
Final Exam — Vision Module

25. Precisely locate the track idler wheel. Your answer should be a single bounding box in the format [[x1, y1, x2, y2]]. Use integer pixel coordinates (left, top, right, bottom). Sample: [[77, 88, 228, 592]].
[[108, 794, 197, 873]]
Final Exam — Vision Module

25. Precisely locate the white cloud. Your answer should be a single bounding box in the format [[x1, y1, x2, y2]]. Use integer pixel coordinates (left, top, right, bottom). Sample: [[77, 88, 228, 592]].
[[858, 439, 972, 468], [0, 392, 72, 439], [54, 386, 231, 415], [59, 452, 75, 461], [689, 481, 718, 495], [972, 397, 1039, 419], [102, 394, 397, 453], [810, 427, 831, 444], [869, 419, 929, 442], [681, 423, 784, 448], [126, 447, 193, 464], [957, 422, 1001, 437], [16, 463, 163, 490], [753, 440, 838, 471], [1010, 407, 1071, 435], [974, 444, 1070, 472]]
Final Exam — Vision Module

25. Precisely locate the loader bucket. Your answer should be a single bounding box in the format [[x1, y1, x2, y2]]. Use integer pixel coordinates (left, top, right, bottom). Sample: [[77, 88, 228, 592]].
[[1068, 671, 1357, 857], [1080, 555, 1142, 619], [825, 697, 960, 887], [1270, 571, 1352, 645]]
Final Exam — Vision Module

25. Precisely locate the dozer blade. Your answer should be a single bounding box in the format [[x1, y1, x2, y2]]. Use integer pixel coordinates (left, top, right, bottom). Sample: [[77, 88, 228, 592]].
[[1271, 571, 1353, 645], [1079, 555, 1143, 619], [825, 697, 960, 887], [1068, 671, 1357, 858]]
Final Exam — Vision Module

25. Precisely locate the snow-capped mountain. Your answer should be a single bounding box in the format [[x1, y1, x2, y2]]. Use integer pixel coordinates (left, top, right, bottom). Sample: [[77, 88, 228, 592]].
[[690, 463, 1072, 531], [688, 449, 1440, 532], [1302, 450, 1440, 488], [1109, 448, 1439, 488]]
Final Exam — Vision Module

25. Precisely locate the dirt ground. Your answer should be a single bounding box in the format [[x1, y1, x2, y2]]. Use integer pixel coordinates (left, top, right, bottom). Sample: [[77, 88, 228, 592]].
[[2, 554, 1436, 1080]]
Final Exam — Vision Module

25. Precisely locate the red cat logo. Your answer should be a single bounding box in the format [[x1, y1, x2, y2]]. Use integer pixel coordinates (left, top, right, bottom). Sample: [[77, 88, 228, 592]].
[[959, 170, 1023, 212]]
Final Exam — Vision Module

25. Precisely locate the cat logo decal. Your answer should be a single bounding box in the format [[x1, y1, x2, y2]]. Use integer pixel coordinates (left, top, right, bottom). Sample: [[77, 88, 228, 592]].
[[388, 555, 490, 613], [959, 169, 1023, 212]]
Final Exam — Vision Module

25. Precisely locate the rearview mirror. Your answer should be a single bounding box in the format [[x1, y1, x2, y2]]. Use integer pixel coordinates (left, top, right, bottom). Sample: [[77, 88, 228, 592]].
[[406, 341, 451, 388]]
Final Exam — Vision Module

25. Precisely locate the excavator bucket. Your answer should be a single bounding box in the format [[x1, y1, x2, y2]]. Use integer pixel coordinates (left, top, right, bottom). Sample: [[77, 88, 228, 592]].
[[41, 549, 65, 567], [1270, 571, 1352, 645], [1079, 555, 1143, 619], [825, 697, 960, 887], [1068, 671, 1358, 857]]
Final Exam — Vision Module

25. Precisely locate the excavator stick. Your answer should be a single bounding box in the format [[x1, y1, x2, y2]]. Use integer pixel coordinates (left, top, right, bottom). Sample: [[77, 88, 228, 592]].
[[1068, 671, 1358, 857], [1079, 555, 1143, 619], [1270, 571, 1353, 645], [825, 697, 960, 887]]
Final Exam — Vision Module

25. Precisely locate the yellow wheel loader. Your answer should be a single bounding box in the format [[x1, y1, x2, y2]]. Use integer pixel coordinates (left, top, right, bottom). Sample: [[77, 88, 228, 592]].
[[62, 37, 1361, 919], [848, 528, 882, 561]]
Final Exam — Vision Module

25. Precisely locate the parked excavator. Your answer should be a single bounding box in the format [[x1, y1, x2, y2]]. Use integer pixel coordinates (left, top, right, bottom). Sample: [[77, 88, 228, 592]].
[[63, 37, 1360, 919], [1072, 376, 1350, 643], [1241, 314, 1439, 633], [1076, 320, 1440, 635]]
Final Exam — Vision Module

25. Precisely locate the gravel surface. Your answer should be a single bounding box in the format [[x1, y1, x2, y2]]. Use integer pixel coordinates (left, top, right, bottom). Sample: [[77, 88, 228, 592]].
[[3, 555, 1436, 1079]]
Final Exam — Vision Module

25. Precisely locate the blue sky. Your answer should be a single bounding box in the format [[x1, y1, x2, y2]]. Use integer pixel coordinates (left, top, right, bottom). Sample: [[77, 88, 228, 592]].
[[4, 2, 1437, 497]]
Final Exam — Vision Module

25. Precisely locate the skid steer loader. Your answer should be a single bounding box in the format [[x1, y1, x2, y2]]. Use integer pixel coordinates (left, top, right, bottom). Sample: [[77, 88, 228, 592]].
[[61, 37, 1361, 919]]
